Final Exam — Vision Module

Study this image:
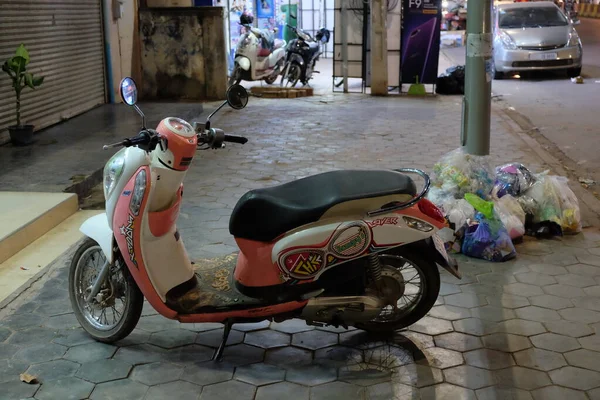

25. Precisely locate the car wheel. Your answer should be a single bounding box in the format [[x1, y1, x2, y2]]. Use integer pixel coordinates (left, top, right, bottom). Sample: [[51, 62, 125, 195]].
[[492, 62, 504, 80], [567, 66, 582, 78]]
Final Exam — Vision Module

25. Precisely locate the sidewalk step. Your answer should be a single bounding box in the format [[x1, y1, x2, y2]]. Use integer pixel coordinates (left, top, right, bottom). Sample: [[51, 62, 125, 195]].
[[0, 192, 79, 265], [0, 210, 102, 306]]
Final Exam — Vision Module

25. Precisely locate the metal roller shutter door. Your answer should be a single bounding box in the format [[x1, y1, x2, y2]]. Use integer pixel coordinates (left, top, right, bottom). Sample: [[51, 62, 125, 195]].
[[0, 0, 106, 141]]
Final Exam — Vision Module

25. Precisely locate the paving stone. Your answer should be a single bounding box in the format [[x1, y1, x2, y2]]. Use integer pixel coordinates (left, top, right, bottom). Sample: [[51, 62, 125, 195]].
[[0, 381, 40, 399], [530, 294, 574, 310], [494, 319, 546, 336], [0, 358, 28, 383], [338, 330, 385, 349], [52, 328, 96, 347], [186, 322, 223, 333], [195, 327, 244, 348], [577, 255, 600, 267], [43, 313, 80, 330], [419, 383, 477, 400], [453, 318, 499, 336], [113, 344, 167, 365], [255, 382, 308, 400], [25, 359, 79, 381], [464, 349, 515, 370], [76, 359, 132, 383], [14, 343, 66, 364], [130, 361, 184, 386], [543, 284, 587, 298], [444, 293, 488, 308], [0, 343, 19, 360], [482, 333, 531, 352], [145, 380, 202, 400], [244, 330, 291, 349], [366, 381, 419, 400], [531, 332, 580, 352], [428, 305, 471, 320], [514, 348, 567, 371], [91, 379, 149, 400], [503, 283, 544, 297], [163, 344, 214, 365], [542, 253, 580, 267], [149, 328, 197, 349], [181, 361, 235, 385], [235, 363, 285, 386], [309, 381, 364, 400], [363, 344, 414, 369], [477, 272, 517, 286], [440, 282, 462, 296], [0, 327, 11, 343], [470, 306, 516, 322], [63, 342, 117, 363], [415, 347, 464, 369], [586, 286, 600, 297], [532, 386, 589, 400], [559, 307, 600, 324], [315, 325, 355, 334], [564, 349, 600, 372], [314, 345, 363, 369], [568, 264, 600, 276], [476, 385, 534, 400], [556, 273, 597, 288], [460, 283, 505, 297], [339, 364, 393, 387], [222, 344, 265, 366], [286, 364, 338, 386], [549, 366, 600, 390], [495, 366, 551, 390], [35, 377, 95, 400], [530, 264, 569, 275], [443, 365, 496, 390], [573, 296, 600, 312], [292, 330, 338, 350], [544, 320, 593, 338], [486, 294, 531, 309], [399, 331, 436, 349], [269, 319, 314, 334], [232, 320, 270, 332], [2, 313, 44, 330], [589, 387, 600, 400], [200, 380, 256, 400], [435, 332, 483, 352], [579, 335, 600, 352], [137, 315, 181, 333], [409, 316, 454, 336], [514, 306, 562, 323], [265, 346, 313, 367], [515, 272, 556, 286], [7, 327, 56, 346]]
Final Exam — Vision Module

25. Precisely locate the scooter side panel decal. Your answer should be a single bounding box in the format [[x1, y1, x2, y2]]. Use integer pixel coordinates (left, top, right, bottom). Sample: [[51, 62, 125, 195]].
[[329, 222, 371, 259], [114, 166, 178, 319]]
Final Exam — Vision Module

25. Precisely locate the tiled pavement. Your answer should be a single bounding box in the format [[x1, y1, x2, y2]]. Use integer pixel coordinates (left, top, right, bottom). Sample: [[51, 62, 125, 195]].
[[2, 94, 600, 399]]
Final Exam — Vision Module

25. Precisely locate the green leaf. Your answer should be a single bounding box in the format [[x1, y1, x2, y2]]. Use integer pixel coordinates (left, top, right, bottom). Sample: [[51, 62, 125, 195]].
[[15, 44, 30, 65], [24, 73, 34, 89], [1, 61, 10, 74], [32, 75, 44, 87], [9, 56, 27, 73]]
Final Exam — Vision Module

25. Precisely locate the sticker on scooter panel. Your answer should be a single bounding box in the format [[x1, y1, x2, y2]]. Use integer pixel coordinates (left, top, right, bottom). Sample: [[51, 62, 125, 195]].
[[329, 222, 371, 259], [281, 250, 325, 280], [119, 214, 138, 268], [367, 216, 399, 228]]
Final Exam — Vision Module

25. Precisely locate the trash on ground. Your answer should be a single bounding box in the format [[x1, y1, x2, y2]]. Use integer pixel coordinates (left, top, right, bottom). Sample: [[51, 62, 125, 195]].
[[462, 210, 517, 262], [579, 177, 596, 186], [20, 266, 28, 270], [571, 76, 584, 84], [20, 373, 38, 384], [436, 65, 465, 95], [493, 163, 536, 198]]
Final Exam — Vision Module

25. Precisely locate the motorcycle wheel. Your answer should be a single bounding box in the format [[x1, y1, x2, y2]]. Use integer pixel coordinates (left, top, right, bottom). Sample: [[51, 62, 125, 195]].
[[69, 238, 143, 343], [280, 62, 291, 87], [356, 248, 440, 333], [281, 62, 302, 88]]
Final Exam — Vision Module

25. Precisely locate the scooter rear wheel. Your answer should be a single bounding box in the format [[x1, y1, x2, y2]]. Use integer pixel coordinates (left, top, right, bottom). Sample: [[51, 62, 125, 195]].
[[356, 249, 440, 333], [69, 238, 143, 343]]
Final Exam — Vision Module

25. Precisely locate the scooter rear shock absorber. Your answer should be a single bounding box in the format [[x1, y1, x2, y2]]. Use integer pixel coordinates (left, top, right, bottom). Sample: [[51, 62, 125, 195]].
[[368, 253, 383, 284]]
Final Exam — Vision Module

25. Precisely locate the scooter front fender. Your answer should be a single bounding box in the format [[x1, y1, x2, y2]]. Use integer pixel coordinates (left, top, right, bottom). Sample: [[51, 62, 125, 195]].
[[399, 238, 461, 279], [80, 213, 114, 264], [236, 56, 251, 71]]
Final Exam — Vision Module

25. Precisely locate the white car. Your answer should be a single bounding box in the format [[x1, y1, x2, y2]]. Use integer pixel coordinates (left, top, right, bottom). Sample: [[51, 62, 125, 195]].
[[492, 1, 582, 79]]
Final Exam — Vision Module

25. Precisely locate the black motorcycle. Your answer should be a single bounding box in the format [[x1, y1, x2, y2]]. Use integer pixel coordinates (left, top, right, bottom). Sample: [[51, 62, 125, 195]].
[[280, 24, 330, 88]]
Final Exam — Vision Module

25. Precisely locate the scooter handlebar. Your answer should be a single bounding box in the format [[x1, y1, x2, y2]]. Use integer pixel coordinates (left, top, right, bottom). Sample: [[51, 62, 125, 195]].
[[224, 134, 248, 145]]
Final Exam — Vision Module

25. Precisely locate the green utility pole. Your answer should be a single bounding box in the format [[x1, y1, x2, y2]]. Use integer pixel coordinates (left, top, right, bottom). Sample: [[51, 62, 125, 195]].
[[462, 0, 493, 156]]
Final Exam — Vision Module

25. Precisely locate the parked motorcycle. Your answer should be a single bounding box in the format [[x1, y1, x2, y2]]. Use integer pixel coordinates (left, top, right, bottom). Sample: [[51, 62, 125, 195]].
[[229, 14, 286, 86], [280, 23, 330, 87], [68, 76, 461, 360]]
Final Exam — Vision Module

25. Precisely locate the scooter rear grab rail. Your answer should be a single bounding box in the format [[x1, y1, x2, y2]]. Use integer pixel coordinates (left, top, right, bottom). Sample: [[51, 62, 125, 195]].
[[366, 168, 431, 217]]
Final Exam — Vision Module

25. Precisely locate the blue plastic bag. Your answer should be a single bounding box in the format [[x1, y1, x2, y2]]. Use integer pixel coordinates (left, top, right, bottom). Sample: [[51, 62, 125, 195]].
[[462, 213, 517, 262]]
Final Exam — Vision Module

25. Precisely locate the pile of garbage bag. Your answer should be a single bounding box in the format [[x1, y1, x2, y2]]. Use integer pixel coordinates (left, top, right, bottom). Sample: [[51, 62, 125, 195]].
[[427, 148, 582, 262], [436, 65, 465, 95]]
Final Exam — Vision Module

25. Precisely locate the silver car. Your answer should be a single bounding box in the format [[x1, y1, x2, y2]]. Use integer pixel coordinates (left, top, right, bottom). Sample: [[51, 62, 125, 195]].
[[492, 1, 582, 79]]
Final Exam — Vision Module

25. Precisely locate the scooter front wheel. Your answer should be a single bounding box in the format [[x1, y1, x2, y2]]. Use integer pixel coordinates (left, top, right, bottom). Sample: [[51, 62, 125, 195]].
[[69, 238, 143, 343]]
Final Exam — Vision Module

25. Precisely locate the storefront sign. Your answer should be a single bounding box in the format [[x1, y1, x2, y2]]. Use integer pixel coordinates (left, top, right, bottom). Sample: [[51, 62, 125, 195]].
[[401, 0, 442, 84]]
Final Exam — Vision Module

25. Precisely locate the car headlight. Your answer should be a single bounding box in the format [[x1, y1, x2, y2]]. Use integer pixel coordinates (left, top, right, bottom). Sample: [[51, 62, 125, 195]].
[[567, 30, 581, 47], [103, 151, 126, 200], [498, 30, 517, 50]]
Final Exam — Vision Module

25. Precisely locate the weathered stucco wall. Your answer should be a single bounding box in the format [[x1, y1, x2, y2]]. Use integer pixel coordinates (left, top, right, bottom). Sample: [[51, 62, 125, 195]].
[[139, 7, 227, 101]]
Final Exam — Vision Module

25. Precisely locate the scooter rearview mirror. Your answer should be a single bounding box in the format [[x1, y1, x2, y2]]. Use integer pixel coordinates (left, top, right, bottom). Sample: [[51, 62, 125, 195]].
[[226, 84, 249, 110], [119, 77, 146, 129]]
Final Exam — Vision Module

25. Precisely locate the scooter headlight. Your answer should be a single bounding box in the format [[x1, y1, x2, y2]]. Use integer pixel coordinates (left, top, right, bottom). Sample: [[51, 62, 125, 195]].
[[103, 152, 126, 200], [130, 169, 147, 216], [403, 216, 434, 232]]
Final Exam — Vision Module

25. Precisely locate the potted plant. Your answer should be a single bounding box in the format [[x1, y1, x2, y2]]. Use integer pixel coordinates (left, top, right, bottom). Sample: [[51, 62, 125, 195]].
[[2, 44, 44, 146]]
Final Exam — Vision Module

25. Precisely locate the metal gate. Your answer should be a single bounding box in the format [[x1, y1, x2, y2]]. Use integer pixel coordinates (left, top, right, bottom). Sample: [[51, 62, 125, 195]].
[[0, 0, 106, 141]]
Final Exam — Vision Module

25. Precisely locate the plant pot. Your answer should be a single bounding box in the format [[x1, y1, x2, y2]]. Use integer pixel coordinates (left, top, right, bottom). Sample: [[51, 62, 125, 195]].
[[8, 125, 34, 146]]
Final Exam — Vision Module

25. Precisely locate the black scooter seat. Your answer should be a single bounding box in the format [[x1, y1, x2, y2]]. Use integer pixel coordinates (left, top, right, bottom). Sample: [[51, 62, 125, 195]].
[[229, 170, 417, 242]]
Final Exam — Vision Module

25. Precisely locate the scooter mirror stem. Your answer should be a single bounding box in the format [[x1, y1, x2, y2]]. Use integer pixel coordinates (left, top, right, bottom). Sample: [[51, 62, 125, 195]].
[[205, 100, 229, 130], [134, 104, 146, 129]]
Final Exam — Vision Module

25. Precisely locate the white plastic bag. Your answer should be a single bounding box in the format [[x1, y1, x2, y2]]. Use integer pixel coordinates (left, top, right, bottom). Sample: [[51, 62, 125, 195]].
[[494, 195, 525, 240]]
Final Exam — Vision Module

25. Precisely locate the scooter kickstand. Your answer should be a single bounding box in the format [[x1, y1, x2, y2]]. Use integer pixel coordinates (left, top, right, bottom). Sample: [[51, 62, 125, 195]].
[[212, 320, 233, 362]]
